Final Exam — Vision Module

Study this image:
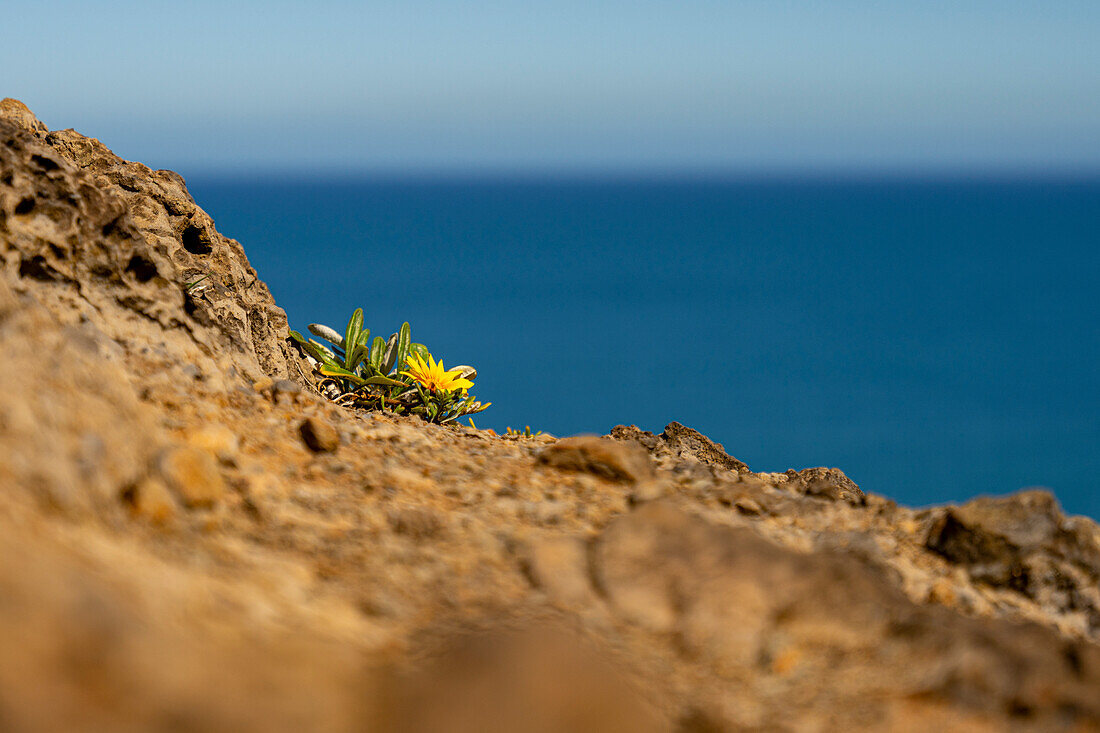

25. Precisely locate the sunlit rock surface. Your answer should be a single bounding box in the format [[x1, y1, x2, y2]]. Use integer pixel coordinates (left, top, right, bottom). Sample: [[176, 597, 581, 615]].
[[2, 99, 1099, 732]]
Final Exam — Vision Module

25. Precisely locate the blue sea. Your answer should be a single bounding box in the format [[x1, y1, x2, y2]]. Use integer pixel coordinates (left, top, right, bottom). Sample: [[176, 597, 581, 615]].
[[188, 175, 1100, 519]]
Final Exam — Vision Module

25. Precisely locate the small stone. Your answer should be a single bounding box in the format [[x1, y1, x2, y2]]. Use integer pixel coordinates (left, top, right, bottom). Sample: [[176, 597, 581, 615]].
[[537, 435, 654, 484], [299, 417, 339, 452], [124, 477, 177, 523], [187, 425, 239, 464], [252, 376, 274, 393], [628, 480, 668, 506], [157, 446, 226, 508], [242, 469, 286, 501], [927, 578, 958, 606], [733, 497, 763, 516]]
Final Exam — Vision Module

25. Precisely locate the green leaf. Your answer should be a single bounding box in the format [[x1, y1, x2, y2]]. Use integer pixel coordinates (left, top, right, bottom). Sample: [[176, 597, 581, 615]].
[[381, 333, 399, 374], [396, 322, 411, 371], [291, 332, 341, 368], [319, 364, 367, 385], [465, 401, 491, 415], [360, 375, 406, 387], [369, 335, 386, 370], [346, 327, 370, 371], [308, 338, 336, 360], [409, 343, 429, 364], [344, 308, 363, 359]]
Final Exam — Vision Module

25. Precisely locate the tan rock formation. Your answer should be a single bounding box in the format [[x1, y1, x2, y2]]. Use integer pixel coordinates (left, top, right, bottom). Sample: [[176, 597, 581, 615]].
[[1, 100, 1099, 731]]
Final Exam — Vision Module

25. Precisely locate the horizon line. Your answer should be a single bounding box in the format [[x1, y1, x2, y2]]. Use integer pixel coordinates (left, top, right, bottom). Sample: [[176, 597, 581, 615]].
[[177, 164, 1100, 184]]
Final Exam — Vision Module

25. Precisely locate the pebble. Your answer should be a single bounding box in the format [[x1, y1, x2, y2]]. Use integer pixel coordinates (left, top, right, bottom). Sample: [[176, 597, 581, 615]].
[[628, 480, 668, 506], [252, 376, 274, 392], [299, 417, 339, 453], [157, 446, 226, 508], [187, 425, 239, 464], [125, 477, 177, 523], [733, 497, 763, 516]]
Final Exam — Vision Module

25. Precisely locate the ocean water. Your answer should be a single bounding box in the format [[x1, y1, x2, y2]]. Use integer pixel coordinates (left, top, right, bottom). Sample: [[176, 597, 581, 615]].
[[187, 175, 1100, 518]]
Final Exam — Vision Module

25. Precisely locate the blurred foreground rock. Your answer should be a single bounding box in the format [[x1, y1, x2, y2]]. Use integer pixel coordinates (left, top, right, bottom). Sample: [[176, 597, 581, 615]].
[[2, 100, 1100, 731]]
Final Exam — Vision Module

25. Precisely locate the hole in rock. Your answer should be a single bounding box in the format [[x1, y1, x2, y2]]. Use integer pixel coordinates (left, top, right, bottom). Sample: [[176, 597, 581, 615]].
[[14, 197, 34, 215], [125, 253, 158, 283], [18, 255, 55, 281], [182, 224, 212, 254], [30, 154, 60, 171]]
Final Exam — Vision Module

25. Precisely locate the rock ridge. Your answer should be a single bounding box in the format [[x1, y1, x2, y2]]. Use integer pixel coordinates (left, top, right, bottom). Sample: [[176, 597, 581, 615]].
[[1, 100, 1099, 732]]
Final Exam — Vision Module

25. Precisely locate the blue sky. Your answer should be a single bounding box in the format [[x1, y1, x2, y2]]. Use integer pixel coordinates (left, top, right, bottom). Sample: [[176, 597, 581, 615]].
[[6, 1, 1100, 173]]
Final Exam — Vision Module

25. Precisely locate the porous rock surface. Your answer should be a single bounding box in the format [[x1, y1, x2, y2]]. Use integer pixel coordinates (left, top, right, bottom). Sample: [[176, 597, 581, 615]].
[[2, 100, 1099, 732]]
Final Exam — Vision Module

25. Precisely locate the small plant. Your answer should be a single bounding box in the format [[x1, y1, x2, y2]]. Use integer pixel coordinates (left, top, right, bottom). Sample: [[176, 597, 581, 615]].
[[504, 425, 542, 438], [289, 308, 490, 424], [184, 274, 210, 293]]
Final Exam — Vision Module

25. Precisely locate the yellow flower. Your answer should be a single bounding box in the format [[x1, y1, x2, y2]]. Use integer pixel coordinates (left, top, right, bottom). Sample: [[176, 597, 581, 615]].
[[401, 352, 474, 393]]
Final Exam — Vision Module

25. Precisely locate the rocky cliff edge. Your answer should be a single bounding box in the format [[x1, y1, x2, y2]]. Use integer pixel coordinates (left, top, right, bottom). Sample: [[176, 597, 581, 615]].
[[2, 99, 1099, 732]]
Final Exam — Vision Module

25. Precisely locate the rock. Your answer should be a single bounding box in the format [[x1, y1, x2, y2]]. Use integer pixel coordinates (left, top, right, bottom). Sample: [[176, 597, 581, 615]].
[[252, 376, 275, 392], [947, 489, 1062, 550], [0, 279, 160, 516], [378, 467, 435, 494], [122, 477, 177, 523], [0, 108, 302, 393], [0, 98, 47, 135], [520, 535, 598, 609], [187, 425, 240, 464], [592, 501, 882, 669], [783, 466, 865, 506], [609, 422, 749, 473], [4, 100, 1100, 732], [660, 422, 749, 472], [240, 468, 286, 501], [628, 480, 668, 505], [607, 424, 661, 451], [298, 417, 339, 453], [733, 496, 763, 515], [157, 446, 226, 508], [371, 627, 664, 733], [924, 490, 1100, 616], [537, 436, 654, 483], [38, 120, 300, 382]]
